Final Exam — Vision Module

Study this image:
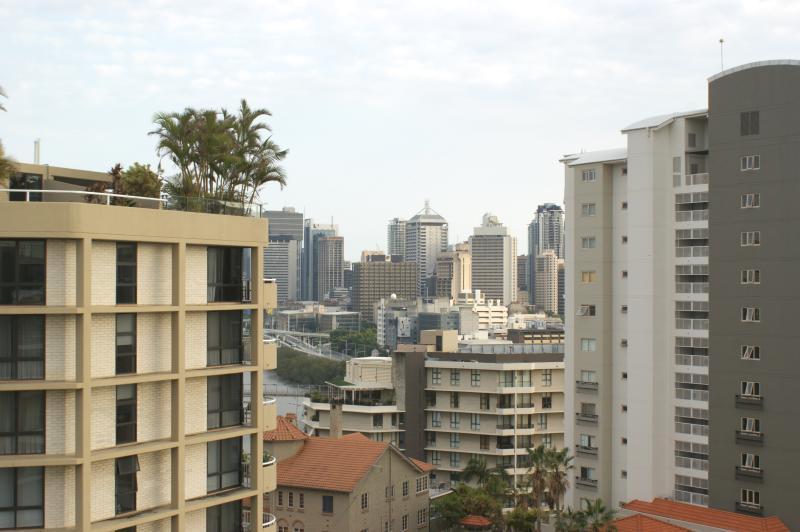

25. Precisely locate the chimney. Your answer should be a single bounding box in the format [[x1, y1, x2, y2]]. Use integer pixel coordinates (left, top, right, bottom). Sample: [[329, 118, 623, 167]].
[[34, 139, 40, 164], [329, 399, 343, 439]]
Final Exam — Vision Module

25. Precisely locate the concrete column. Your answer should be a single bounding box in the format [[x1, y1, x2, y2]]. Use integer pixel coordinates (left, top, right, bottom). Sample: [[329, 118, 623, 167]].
[[251, 244, 266, 525], [75, 237, 92, 530], [171, 242, 186, 532]]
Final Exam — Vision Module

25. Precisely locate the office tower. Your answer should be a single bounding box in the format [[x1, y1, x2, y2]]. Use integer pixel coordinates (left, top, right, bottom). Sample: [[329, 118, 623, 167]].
[[302, 221, 337, 300], [563, 109, 710, 509], [387, 218, 407, 260], [707, 61, 800, 527], [406, 202, 448, 296], [535, 250, 559, 314], [352, 255, 418, 321], [263, 207, 303, 304], [315, 236, 344, 301], [517, 254, 529, 302], [470, 213, 517, 306], [434, 243, 471, 299], [0, 162, 278, 531], [528, 203, 565, 302]]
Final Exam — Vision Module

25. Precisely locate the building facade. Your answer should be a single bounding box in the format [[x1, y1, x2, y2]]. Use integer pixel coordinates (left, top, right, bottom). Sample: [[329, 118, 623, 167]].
[[301, 221, 337, 301], [534, 250, 559, 314], [0, 163, 279, 531], [470, 213, 517, 306], [352, 256, 418, 322], [315, 236, 344, 301], [405, 202, 448, 297], [263, 207, 303, 304], [528, 203, 564, 303], [387, 218, 407, 260], [434, 243, 471, 299]]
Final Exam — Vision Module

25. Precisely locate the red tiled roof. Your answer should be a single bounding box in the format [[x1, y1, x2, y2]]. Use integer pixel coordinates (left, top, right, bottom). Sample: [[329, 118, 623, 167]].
[[410, 457, 436, 473], [264, 415, 308, 442], [623, 498, 790, 532], [460, 515, 492, 528], [611, 514, 689, 531]]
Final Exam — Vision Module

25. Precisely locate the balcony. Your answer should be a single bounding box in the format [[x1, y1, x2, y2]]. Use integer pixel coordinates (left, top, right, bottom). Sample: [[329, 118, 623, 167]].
[[735, 430, 763, 444], [685, 173, 710, 186], [576, 445, 598, 457], [736, 394, 763, 408], [576, 412, 598, 424], [675, 246, 709, 258], [263, 397, 277, 432], [735, 466, 763, 481], [263, 279, 278, 311], [262, 454, 277, 492], [675, 318, 709, 330], [262, 512, 277, 530], [675, 210, 709, 223], [735, 502, 763, 516], [263, 339, 277, 370], [575, 476, 598, 489], [576, 381, 599, 392], [675, 282, 709, 294]]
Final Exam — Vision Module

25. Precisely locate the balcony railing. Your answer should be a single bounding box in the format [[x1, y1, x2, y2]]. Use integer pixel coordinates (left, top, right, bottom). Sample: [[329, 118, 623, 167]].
[[735, 430, 764, 444], [675, 318, 709, 330], [575, 476, 598, 489], [576, 381, 599, 392], [262, 512, 277, 528], [736, 394, 763, 407], [576, 412, 598, 424], [685, 173, 710, 186], [675, 210, 709, 222], [576, 445, 598, 456], [735, 466, 764, 480], [675, 282, 709, 294], [735, 501, 763, 515], [675, 246, 709, 258]]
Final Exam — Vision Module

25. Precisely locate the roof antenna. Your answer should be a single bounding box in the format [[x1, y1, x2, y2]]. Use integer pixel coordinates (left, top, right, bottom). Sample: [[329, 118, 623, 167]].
[[719, 38, 725, 71]]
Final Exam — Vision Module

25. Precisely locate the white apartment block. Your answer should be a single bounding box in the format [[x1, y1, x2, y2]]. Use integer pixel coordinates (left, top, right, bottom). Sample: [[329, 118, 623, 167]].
[[0, 164, 278, 531], [535, 250, 559, 314], [563, 110, 710, 509]]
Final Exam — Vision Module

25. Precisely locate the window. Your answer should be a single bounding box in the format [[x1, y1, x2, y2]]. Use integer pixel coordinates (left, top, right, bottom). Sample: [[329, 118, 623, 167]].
[[621, 305, 628, 314], [0, 467, 43, 528], [402, 514, 408, 531], [621, 235, 628, 244], [538, 414, 548, 429], [115, 314, 136, 375], [741, 489, 760, 506], [741, 269, 760, 284], [402, 480, 409, 497], [450, 369, 460, 386], [741, 417, 761, 433], [622, 270, 628, 279], [449, 412, 460, 429], [450, 392, 459, 408], [541, 433, 552, 448], [206, 500, 242, 532], [740, 381, 761, 397], [299, 493, 304, 509], [622, 372, 628, 380], [0, 315, 44, 380], [581, 271, 596, 283], [470, 370, 480, 386], [449, 452, 460, 467], [322, 495, 333, 514], [0, 391, 44, 455], [580, 370, 597, 383], [740, 231, 761, 246], [741, 111, 760, 136], [542, 369, 552, 386], [621, 201, 628, 210], [373, 414, 383, 428], [116, 384, 137, 444], [579, 434, 596, 448], [579, 466, 595, 480], [0, 240, 45, 305], [417, 508, 428, 526], [688, 132, 697, 147], [581, 237, 596, 249], [577, 304, 596, 317], [480, 394, 490, 410], [208, 374, 243, 429], [580, 338, 596, 351], [581, 169, 597, 182], [431, 368, 441, 385], [741, 453, 760, 470], [541, 394, 552, 409], [741, 345, 760, 360], [360, 492, 368, 510], [740, 155, 760, 171], [278, 491, 283, 506], [431, 412, 441, 428], [621, 338, 628, 347], [116, 243, 137, 304], [416, 475, 428, 493], [581, 203, 596, 216], [115, 456, 139, 515], [741, 307, 760, 322], [9, 173, 42, 202], [622, 405, 628, 412], [429, 450, 440, 465], [207, 247, 244, 302], [470, 413, 480, 431], [741, 193, 760, 208], [207, 437, 242, 492], [288, 492, 294, 508], [480, 435, 490, 450], [622, 437, 628, 445], [207, 311, 244, 365]]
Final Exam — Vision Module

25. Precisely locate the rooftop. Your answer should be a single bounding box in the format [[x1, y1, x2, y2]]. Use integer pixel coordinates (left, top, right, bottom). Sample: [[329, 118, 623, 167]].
[[611, 514, 689, 531], [623, 499, 789, 532], [264, 416, 309, 442], [621, 109, 707, 133], [408, 200, 447, 224], [561, 147, 627, 167], [708, 59, 800, 82]]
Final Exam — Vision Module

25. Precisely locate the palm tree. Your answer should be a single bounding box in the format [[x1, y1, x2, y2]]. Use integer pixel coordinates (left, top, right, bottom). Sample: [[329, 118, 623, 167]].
[[526, 445, 549, 510], [545, 447, 574, 512], [553, 507, 587, 532], [462, 456, 491, 486], [0, 140, 15, 187], [0, 86, 7, 112], [582, 498, 616, 531]]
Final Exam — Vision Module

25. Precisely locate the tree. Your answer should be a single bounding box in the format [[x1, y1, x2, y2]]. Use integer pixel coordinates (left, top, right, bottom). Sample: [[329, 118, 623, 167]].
[[0, 85, 7, 112], [431, 484, 503, 530], [526, 445, 549, 510], [0, 141, 15, 187], [553, 507, 588, 532], [462, 456, 491, 486], [505, 506, 540, 532], [545, 447, 574, 511], [121, 163, 161, 199], [582, 498, 616, 532]]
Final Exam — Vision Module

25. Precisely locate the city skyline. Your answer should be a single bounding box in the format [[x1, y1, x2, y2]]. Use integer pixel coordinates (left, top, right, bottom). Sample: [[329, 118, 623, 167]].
[[3, 2, 800, 258]]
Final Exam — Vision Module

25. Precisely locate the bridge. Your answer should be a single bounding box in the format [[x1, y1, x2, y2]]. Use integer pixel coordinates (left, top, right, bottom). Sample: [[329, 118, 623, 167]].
[[264, 329, 352, 360], [264, 383, 326, 398]]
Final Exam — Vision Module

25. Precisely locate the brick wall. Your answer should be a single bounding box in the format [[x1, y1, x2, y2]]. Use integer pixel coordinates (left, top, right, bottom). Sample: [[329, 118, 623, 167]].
[[90, 386, 116, 450], [46, 239, 76, 306], [90, 314, 116, 378], [138, 450, 172, 511], [185, 312, 207, 369], [184, 377, 208, 435], [185, 508, 206, 531], [92, 241, 116, 306], [138, 381, 172, 443], [137, 313, 172, 374], [90, 458, 115, 521], [45, 465, 76, 528], [138, 243, 173, 305], [138, 518, 173, 532], [184, 443, 208, 500], [46, 390, 76, 455], [45, 315, 76, 381], [185, 245, 208, 304]]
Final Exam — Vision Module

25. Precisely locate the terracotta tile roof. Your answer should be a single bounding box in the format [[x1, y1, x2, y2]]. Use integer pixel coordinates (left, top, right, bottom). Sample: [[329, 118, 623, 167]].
[[460, 515, 492, 528], [611, 514, 689, 531], [623, 498, 790, 532], [410, 457, 436, 473], [264, 415, 308, 442]]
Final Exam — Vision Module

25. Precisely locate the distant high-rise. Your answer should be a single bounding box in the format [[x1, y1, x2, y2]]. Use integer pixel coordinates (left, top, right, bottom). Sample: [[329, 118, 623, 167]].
[[517, 254, 529, 296], [315, 236, 344, 301], [302, 221, 337, 300], [387, 218, 407, 259], [434, 242, 471, 299], [528, 203, 564, 302], [352, 255, 418, 321], [405, 201, 448, 296], [470, 213, 517, 305], [535, 250, 559, 313], [263, 207, 303, 303], [557, 259, 565, 316]]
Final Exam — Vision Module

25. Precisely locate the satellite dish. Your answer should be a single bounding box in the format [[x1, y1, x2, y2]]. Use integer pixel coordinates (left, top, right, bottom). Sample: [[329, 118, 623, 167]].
[[390, 293, 397, 300]]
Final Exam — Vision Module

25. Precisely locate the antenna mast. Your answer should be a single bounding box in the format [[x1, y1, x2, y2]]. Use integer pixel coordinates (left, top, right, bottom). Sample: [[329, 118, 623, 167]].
[[719, 38, 725, 71]]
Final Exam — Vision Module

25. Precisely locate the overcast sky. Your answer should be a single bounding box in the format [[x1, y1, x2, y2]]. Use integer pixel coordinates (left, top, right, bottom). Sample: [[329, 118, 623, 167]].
[[2, 0, 799, 260]]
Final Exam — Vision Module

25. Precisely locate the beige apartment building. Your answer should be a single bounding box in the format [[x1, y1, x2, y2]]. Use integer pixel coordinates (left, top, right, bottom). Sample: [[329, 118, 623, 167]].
[[0, 163, 278, 531]]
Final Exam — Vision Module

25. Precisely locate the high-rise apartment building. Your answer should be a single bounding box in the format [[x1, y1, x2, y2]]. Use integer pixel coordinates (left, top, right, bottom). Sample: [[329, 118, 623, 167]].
[[707, 61, 800, 528], [528, 204, 564, 303], [0, 163, 278, 531], [352, 255, 418, 322], [405, 202, 448, 296], [470, 214, 517, 306], [434, 243, 471, 299], [302, 221, 337, 301], [517, 255, 529, 296], [387, 218, 407, 260], [315, 236, 344, 301], [564, 109, 710, 509], [263, 207, 303, 304], [534, 250, 559, 314]]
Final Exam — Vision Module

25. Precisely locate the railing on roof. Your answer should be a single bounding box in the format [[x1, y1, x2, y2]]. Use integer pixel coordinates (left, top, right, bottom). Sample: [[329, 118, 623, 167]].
[[0, 188, 264, 217]]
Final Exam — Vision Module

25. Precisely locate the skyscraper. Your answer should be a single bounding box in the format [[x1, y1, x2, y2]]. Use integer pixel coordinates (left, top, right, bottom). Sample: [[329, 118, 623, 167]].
[[315, 235, 344, 301], [387, 217, 407, 259], [535, 249, 559, 314], [528, 203, 564, 302], [405, 201, 448, 296], [302, 221, 337, 300], [470, 213, 517, 305], [352, 254, 418, 321], [263, 207, 303, 303], [434, 242, 471, 299]]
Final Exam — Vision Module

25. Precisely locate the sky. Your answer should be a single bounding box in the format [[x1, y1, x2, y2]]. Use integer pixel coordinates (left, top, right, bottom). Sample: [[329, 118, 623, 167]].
[[2, 0, 800, 261]]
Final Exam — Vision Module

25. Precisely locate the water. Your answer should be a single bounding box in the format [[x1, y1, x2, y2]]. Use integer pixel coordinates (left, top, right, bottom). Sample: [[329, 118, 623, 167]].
[[264, 371, 307, 420]]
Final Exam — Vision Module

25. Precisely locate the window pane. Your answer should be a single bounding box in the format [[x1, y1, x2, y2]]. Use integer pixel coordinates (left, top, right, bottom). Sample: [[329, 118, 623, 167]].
[[18, 392, 43, 432], [207, 441, 220, 474], [17, 467, 43, 506], [16, 509, 43, 527], [0, 470, 13, 506]]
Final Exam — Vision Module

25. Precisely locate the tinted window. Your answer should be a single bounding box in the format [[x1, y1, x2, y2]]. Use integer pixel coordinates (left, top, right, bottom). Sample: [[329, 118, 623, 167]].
[[207, 247, 244, 302], [116, 243, 137, 304], [0, 315, 44, 380], [0, 240, 45, 305]]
